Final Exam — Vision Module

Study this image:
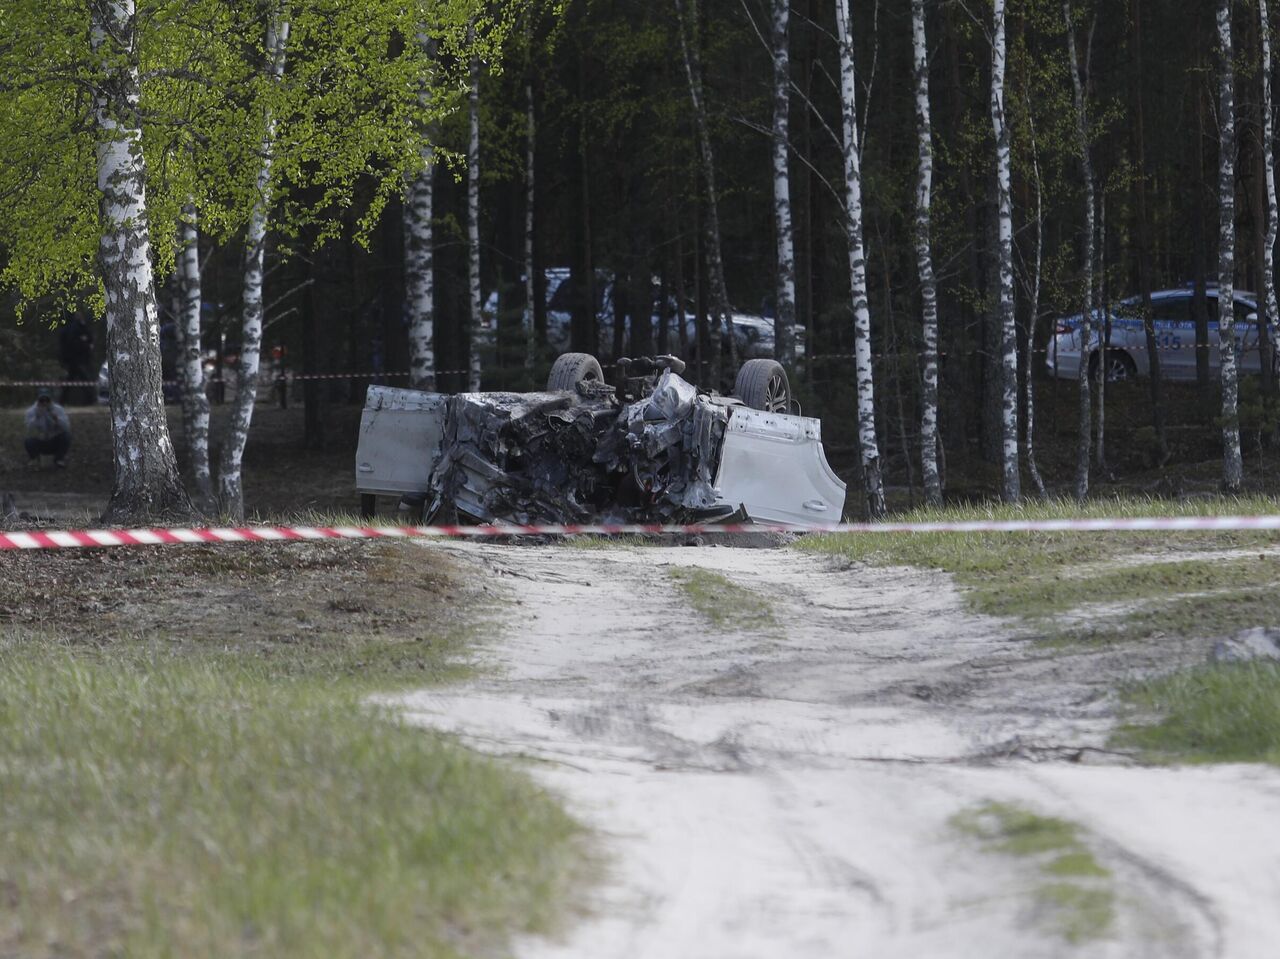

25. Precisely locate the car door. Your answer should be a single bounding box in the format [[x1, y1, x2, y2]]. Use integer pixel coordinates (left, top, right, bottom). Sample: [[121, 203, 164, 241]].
[[1148, 292, 1196, 381]]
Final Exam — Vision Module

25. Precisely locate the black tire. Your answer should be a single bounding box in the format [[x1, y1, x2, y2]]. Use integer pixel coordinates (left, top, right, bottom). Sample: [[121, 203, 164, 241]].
[[360, 493, 377, 520], [734, 359, 791, 413], [547, 352, 604, 392], [1089, 349, 1137, 383]]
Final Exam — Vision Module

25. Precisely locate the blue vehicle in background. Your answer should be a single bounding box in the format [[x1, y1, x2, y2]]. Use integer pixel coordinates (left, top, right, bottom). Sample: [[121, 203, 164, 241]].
[[1048, 286, 1268, 382]]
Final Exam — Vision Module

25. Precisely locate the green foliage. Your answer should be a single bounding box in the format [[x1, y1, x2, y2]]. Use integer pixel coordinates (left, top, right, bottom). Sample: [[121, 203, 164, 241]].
[[0, 0, 533, 320]]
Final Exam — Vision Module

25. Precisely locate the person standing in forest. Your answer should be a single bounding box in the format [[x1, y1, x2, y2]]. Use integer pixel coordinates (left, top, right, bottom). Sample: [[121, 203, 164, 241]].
[[24, 390, 71, 469], [57, 308, 94, 406]]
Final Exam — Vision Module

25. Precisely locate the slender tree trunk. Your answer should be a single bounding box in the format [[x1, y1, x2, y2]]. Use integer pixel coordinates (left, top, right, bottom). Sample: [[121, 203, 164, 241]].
[[1259, 0, 1279, 399], [1065, 0, 1094, 502], [835, 0, 886, 519], [91, 0, 191, 523], [991, 0, 1020, 502], [217, 14, 289, 519], [467, 51, 483, 392], [524, 77, 537, 372], [1129, 0, 1169, 463], [675, 0, 734, 385], [912, 0, 941, 506], [770, 0, 796, 366], [1218, 0, 1244, 491], [176, 204, 212, 508], [1097, 192, 1110, 472], [1023, 95, 1047, 498], [404, 34, 436, 392], [1195, 48, 1213, 388]]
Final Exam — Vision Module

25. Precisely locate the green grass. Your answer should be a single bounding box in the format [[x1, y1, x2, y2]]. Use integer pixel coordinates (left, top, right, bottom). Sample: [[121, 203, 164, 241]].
[[1113, 661, 1280, 764], [951, 801, 1113, 944], [667, 566, 776, 632], [800, 497, 1280, 642], [0, 542, 583, 958]]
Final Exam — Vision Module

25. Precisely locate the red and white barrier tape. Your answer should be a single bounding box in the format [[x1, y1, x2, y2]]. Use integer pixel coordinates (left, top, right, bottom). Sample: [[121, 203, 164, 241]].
[[3, 515, 1280, 551]]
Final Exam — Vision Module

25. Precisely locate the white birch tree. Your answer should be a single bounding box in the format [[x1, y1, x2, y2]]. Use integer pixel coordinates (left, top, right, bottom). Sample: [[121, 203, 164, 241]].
[[835, 0, 886, 518], [1064, 0, 1095, 502], [675, 0, 736, 385], [911, 0, 942, 506], [1259, 0, 1279, 399], [91, 0, 191, 522], [990, 0, 1019, 503], [176, 203, 212, 508], [770, 0, 796, 366], [404, 32, 438, 392], [1217, 0, 1244, 490], [468, 50, 484, 392], [218, 13, 290, 519]]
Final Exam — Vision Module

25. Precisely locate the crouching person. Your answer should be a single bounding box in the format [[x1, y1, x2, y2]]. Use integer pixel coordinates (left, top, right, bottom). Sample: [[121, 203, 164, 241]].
[[25, 389, 71, 468]]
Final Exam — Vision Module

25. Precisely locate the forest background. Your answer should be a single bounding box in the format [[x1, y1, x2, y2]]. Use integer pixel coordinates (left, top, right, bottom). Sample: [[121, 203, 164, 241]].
[[0, 0, 1275, 520]]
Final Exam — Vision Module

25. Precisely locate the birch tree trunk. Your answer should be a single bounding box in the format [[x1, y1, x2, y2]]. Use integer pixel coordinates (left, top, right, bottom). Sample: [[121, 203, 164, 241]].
[[674, 0, 734, 386], [524, 77, 537, 372], [1259, 0, 1278, 399], [176, 203, 212, 508], [404, 33, 437, 392], [835, 0, 886, 519], [217, 14, 289, 519], [990, 0, 1020, 503], [911, 0, 941, 506], [468, 51, 483, 392], [1218, 0, 1244, 491], [1096, 193, 1110, 471], [1064, 0, 1095, 502], [91, 0, 191, 523], [770, 0, 796, 366]]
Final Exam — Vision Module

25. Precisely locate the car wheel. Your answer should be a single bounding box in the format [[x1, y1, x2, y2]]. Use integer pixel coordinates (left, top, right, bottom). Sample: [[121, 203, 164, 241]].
[[547, 352, 604, 392], [1090, 349, 1137, 383], [734, 359, 791, 413]]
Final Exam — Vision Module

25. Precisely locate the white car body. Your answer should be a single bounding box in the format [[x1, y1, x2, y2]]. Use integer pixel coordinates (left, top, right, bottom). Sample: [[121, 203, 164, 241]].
[[355, 385, 845, 529]]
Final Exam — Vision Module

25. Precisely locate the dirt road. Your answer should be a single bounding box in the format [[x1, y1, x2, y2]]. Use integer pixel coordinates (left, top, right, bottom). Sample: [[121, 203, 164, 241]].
[[394, 542, 1280, 958]]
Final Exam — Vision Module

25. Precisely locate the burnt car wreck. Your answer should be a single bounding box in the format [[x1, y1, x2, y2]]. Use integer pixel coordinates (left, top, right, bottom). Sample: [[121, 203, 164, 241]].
[[355, 354, 845, 529]]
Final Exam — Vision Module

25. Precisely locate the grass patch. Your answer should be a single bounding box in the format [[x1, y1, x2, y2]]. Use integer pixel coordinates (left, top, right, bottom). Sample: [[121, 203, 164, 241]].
[[800, 497, 1280, 642], [1113, 661, 1280, 764], [0, 540, 583, 958], [667, 566, 776, 632], [951, 801, 1113, 944]]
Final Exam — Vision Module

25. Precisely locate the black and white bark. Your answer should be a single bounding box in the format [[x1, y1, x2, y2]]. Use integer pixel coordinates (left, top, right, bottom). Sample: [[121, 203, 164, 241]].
[[1259, 0, 1278, 398], [467, 50, 483, 392], [524, 77, 537, 371], [1096, 191, 1111, 471], [1064, 0, 1095, 502], [1218, 0, 1244, 490], [991, 0, 1019, 503], [675, 0, 735, 385], [91, 0, 192, 522], [835, 0, 886, 518], [218, 13, 289, 519], [176, 203, 212, 508], [404, 33, 437, 391], [911, 0, 941, 506], [770, 0, 796, 366]]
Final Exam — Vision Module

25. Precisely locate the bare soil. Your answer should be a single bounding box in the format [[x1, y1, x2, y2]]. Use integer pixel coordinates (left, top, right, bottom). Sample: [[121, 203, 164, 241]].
[[395, 541, 1280, 959]]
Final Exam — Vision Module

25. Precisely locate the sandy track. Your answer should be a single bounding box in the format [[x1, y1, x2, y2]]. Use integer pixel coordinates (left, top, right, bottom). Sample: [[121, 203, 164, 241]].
[[393, 542, 1280, 958]]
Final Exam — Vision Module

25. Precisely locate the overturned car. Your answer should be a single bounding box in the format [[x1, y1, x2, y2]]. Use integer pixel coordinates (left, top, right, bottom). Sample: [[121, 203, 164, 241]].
[[354, 354, 845, 529]]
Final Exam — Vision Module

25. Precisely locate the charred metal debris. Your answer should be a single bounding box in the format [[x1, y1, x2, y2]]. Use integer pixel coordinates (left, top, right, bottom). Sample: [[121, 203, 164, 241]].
[[430, 370, 733, 525]]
